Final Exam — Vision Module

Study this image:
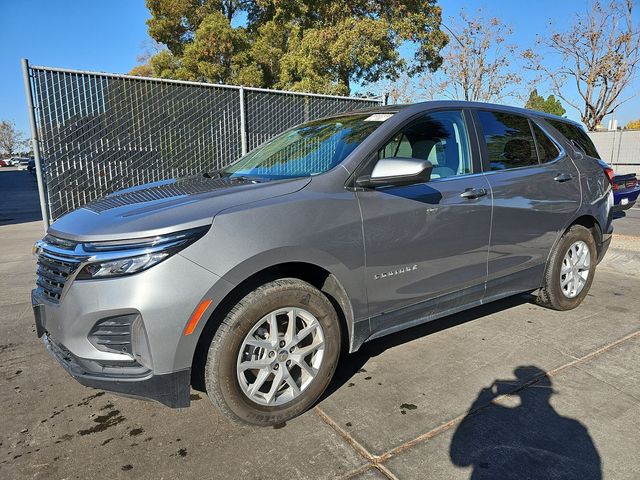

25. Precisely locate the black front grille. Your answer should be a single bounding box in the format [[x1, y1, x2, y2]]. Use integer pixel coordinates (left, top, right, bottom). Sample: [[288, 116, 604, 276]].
[[36, 252, 81, 303]]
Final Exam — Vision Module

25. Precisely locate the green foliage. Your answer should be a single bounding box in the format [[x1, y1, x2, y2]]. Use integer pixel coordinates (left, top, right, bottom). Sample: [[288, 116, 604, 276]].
[[133, 0, 448, 94], [525, 90, 566, 116]]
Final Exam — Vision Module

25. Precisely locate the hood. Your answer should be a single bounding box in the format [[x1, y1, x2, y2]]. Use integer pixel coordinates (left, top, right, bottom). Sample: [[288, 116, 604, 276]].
[[48, 175, 311, 241]]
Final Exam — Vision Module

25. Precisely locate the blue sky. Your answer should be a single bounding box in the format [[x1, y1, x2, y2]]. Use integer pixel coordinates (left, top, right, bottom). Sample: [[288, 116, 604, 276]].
[[0, 0, 638, 135]]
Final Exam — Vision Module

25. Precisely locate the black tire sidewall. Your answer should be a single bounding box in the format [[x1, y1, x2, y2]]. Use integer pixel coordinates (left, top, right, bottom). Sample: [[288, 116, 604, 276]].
[[548, 226, 597, 310], [206, 279, 341, 426]]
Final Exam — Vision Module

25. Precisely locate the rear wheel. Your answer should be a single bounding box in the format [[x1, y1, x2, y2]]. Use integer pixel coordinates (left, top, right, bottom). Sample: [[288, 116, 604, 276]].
[[537, 225, 597, 311], [204, 278, 341, 426]]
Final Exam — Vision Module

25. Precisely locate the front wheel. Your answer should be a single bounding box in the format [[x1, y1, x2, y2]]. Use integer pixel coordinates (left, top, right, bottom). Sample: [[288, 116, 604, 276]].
[[204, 278, 341, 426], [537, 225, 597, 311]]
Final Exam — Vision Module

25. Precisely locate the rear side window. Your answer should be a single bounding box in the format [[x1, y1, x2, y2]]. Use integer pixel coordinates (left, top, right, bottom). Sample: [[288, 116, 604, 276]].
[[531, 122, 561, 163], [547, 120, 600, 158], [477, 111, 538, 170]]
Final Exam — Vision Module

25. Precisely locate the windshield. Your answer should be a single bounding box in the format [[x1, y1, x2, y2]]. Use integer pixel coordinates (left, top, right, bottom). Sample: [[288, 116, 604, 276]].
[[222, 113, 391, 179]]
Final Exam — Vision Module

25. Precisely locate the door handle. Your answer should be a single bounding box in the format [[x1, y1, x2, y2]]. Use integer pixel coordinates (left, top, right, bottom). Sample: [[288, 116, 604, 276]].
[[554, 172, 574, 183], [460, 188, 488, 200]]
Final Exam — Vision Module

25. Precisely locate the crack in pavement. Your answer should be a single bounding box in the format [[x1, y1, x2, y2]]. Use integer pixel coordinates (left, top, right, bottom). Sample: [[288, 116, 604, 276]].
[[320, 328, 640, 479]]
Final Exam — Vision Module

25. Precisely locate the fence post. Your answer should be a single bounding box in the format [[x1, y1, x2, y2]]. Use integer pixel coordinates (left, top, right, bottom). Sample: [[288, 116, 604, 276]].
[[21, 58, 50, 232], [239, 87, 248, 155]]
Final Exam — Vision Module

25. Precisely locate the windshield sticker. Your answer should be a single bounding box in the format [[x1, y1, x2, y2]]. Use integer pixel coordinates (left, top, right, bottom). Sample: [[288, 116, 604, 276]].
[[364, 113, 394, 122]]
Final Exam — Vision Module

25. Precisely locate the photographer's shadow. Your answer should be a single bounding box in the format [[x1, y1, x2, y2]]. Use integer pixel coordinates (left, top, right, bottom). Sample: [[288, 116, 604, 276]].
[[450, 366, 601, 480]]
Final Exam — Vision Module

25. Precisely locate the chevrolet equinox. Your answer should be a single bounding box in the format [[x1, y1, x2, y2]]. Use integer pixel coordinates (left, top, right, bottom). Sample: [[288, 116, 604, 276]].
[[32, 101, 614, 426]]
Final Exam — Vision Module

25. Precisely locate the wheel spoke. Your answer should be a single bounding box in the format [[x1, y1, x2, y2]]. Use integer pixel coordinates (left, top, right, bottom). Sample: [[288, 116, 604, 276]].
[[561, 274, 571, 288], [292, 338, 324, 359], [249, 369, 270, 396], [294, 323, 318, 345], [244, 337, 272, 350], [285, 309, 296, 344], [282, 368, 301, 396], [238, 358, 271, 372], [293, 358, 317, 380], [264, 368, 284, 405], [268, 312, 279, 345]]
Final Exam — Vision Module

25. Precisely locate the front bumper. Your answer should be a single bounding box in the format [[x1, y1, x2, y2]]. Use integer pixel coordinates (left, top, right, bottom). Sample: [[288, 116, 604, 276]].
[[32, 251, 235, 408], [44, 333, 191, 407]]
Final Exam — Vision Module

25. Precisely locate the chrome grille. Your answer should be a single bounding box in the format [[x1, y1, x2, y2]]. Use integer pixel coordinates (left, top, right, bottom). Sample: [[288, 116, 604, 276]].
[[36, 239, 82, 303]]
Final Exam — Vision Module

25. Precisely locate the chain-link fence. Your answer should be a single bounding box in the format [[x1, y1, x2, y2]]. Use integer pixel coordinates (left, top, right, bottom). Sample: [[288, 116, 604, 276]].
[[23, 62, 382, 224], [587, 130, 640, 176]]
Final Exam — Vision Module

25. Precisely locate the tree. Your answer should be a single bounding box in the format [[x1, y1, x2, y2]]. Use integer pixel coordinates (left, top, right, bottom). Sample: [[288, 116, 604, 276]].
[[420, 10, 521, 102], [626, 119, 640, 129], [0, 120, 28, 157], [133, 0, 448, 95], [525, 89, 566, 116], [524, 0, 640, 131]]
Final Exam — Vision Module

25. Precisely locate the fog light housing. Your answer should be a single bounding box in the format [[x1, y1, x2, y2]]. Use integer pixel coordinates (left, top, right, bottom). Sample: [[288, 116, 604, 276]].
[[131, 316, 153, 370], [88, 314, 135, 355]]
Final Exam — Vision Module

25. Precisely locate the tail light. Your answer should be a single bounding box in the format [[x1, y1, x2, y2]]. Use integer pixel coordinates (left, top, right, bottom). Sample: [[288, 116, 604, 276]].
[[603, 167, 615, 186], [626, 178, 638, 189]]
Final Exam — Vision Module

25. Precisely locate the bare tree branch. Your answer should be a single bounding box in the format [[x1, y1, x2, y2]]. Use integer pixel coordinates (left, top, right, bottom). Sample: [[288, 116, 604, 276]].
[[0, 120, 28, 157], [524, 0, 640, 130], [418, 10, 522, 103]]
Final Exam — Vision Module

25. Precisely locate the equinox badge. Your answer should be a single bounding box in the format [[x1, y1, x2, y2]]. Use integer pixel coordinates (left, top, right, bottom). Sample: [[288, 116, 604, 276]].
[[374, 265, 418, 280]]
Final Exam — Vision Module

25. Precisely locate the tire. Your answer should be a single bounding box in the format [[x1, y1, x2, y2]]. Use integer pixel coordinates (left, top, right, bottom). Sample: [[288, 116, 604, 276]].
[[536, 225, 597, 311], [204, 278, 341, 426]]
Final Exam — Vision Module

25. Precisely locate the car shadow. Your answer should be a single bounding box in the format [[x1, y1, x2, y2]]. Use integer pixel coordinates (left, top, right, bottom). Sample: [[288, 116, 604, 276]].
[[449, 365, 601, 479], [321, 293, 536, 401]]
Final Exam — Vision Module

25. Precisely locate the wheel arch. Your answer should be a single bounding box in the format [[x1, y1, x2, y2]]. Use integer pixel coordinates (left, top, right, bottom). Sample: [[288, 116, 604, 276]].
[[190, 261, 355, 392], [569, 214, 603, 257], [544, 214, 603, 279]]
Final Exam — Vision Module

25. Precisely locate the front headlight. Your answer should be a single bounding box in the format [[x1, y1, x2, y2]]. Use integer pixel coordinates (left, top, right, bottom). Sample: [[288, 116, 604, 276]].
[[76, 225, 209, 280]]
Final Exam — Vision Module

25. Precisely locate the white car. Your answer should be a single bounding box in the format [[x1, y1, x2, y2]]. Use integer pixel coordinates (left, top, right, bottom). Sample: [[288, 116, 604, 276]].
[[8, 157, 29, 166]]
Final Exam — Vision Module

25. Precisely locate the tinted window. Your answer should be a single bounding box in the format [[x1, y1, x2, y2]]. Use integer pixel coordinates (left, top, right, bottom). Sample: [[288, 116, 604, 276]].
[[531, 123, 561, 163], [378, 111, 472, 179], [547, 120, 600, 158], [477, 111, 538, 170], [224, 114, 387, 178]]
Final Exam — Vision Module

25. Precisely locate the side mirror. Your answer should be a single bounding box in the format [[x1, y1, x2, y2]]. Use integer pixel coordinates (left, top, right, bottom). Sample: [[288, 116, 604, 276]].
[[356, 157, 433, 188]]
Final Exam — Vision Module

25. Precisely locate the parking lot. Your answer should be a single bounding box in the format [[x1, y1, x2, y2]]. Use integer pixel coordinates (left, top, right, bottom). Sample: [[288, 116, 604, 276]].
[[1, 169, 639, 479]]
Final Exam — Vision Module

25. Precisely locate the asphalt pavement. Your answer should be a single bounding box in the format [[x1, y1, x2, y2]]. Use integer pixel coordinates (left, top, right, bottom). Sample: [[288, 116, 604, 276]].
[[1, 169, 639, 479]]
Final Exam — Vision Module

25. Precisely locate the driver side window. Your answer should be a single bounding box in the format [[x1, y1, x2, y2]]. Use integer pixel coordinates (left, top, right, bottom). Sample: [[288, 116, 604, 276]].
[[378, 110, 472, 179]]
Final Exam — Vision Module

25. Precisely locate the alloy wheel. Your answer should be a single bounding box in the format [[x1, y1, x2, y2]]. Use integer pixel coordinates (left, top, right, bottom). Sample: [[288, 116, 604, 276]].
[[560, 240, 591, 299], [236, 307, 325, 406]]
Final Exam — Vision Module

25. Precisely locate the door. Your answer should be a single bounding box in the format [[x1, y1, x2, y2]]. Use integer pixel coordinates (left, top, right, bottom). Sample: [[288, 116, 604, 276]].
[[473, 110, 581, 297], [356, 110, 492, 328]]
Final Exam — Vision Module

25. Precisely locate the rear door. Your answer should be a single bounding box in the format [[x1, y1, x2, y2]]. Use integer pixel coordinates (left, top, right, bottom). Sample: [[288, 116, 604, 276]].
[[356, 109, 492, 330], [473, 110, 581, 297]]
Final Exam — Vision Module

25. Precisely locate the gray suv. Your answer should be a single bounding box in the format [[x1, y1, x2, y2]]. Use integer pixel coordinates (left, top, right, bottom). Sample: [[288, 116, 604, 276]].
[[32, 101, 613, 426]]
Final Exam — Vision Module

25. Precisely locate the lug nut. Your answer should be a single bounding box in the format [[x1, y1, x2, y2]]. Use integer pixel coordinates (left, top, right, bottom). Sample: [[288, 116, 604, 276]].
[[273, 364, 279, 370], [279, 340, 285, 348], [268, 351, 275, 358], [286, 360, 291, 367], [289, 346, 295, 353]]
